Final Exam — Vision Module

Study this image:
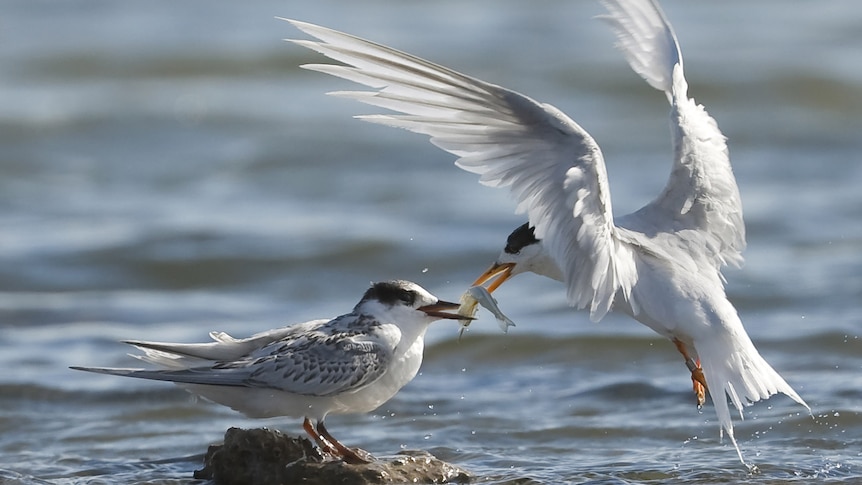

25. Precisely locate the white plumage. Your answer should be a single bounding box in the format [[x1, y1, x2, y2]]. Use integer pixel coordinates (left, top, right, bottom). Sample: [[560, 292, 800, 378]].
[[73, 280, 464, 463], [285, 0, 809, 464]]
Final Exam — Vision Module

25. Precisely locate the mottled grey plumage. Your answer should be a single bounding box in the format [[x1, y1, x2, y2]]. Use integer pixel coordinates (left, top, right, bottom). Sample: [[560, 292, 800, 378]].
[[72, 280, 464, 463]]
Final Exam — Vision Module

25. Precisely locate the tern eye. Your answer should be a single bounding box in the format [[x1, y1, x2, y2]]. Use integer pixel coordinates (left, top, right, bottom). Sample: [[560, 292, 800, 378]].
[[363, 281, 420, 307], [397, 289, 416, 306]]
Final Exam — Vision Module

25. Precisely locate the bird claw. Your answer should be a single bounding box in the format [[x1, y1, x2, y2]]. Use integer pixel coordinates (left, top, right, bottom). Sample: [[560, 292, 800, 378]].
[[339, 447, 375, 465], [308, 418, 376, 465], [673, 339, 708, 408], [693, 379, 706, 408], [690, 365, 707, 408]]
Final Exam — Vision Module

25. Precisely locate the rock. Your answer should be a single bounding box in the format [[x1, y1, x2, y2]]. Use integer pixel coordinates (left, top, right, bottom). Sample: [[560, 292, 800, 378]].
[[194, 427, 472, 485]]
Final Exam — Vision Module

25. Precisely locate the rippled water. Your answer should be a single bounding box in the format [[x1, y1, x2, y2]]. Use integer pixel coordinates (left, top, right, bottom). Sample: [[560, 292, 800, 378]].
[[2, 0, 861, 483]]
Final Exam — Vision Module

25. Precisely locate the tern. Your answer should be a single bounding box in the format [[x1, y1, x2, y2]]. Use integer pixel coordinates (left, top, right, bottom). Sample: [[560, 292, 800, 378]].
[[72, 280, 466, 464], [285, 0, 808, 462]]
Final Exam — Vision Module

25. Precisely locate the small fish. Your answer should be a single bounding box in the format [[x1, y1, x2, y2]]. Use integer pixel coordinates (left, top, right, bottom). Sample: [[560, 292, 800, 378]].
[[457, 285, 516, 337]]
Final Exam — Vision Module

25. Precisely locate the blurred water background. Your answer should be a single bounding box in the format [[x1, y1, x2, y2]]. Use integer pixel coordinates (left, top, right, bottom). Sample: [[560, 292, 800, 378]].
[[1, 0, 861, 483]]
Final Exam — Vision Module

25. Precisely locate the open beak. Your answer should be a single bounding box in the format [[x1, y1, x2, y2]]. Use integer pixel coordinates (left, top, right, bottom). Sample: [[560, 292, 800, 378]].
[[471, 262, 516, 293], [419, 300, 469, 320]]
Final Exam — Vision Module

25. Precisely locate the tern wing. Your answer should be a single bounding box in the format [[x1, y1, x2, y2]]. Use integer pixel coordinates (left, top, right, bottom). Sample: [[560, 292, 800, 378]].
[[600, 0, 745, 271], [122, 320, 330, 369], [72, 334, 389, 397], [287, 19, 637, 321], [70, 365, 260, 387], [220, 331, 392, 397]]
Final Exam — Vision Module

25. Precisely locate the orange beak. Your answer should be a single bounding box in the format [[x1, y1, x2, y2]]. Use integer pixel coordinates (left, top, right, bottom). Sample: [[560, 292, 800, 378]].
[[471, 262, 516, 293]]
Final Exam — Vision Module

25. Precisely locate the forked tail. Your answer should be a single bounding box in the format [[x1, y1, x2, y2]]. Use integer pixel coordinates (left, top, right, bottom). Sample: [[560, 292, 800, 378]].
[[696, 333, 809, 464]]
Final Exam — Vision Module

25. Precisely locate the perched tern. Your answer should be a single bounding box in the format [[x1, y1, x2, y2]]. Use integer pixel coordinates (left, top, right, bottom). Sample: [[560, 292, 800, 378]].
[[285, 0, 809, 462], [72, 280, 465, 464]]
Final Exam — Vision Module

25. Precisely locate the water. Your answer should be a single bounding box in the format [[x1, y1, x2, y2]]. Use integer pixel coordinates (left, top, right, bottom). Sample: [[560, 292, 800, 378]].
[[1, 0, 861, 483]]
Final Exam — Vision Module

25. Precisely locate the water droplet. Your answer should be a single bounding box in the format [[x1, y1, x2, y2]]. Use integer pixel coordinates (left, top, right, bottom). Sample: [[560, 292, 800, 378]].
[[423, 434, 432, 440], [422, 268, 428, 273]]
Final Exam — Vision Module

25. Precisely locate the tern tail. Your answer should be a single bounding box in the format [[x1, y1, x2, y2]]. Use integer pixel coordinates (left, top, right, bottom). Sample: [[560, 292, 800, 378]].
[[695, 331, 809, 464]]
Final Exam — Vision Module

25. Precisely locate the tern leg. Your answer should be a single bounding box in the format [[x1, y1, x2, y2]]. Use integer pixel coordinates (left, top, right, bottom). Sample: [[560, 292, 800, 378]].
[[316, 420, 375, 464], [673, 338, 707, 407], [303, 417, 339, 456]]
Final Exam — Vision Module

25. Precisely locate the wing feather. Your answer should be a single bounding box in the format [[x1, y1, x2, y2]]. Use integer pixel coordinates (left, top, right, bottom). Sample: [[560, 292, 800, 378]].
[[121, 320, 328, 367], [74, 318, 393, 397], [600, 0, 745, 271], [226, 332, 390, 396], [286, 19, 636, 320]]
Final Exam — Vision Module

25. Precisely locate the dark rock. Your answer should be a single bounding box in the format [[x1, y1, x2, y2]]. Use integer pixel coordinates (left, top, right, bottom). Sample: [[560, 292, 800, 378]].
[[194, 427, 472, 485]]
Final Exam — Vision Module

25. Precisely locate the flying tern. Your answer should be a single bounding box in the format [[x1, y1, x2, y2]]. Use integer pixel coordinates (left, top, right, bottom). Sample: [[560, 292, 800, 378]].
[[284, 0, 809, 463]]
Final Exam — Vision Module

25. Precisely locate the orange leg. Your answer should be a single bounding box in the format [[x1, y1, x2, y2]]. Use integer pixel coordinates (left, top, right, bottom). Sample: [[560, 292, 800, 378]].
[[316, 421, 374, 465], [673, 338, 708, 408], [303, 417, 339, 456]]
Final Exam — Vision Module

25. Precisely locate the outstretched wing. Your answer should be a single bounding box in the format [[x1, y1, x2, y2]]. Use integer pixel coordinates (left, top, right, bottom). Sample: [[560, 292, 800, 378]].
[[600, 0, 745, 271], [286, 19, 637, 320]]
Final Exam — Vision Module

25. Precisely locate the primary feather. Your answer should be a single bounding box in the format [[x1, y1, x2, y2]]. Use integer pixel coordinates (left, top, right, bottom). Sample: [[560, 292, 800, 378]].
[[289, 19, 635, 322]]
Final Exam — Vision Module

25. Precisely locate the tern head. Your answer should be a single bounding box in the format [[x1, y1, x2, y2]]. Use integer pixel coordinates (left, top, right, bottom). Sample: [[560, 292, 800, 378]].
[[355, 280, 464, 325], [472, 223, 564, 292]]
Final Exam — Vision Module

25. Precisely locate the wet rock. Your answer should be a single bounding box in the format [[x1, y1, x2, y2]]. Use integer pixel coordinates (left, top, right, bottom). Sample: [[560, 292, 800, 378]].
[[194, 427, 472, 485]]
